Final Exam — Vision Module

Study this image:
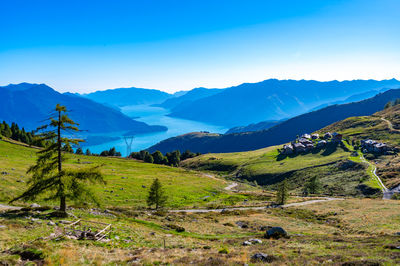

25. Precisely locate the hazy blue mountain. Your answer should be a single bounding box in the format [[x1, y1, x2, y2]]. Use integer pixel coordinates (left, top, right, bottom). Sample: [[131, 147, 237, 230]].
[[82, 86, 172, 107], [156, 87, 224, 110], [225, 120, 282, 134], [0, 83, 167, 133], [309, 89, 385, 112], [148, 88, 400, 153], [168, 79, 400, 127], [230, 88, 386, 133]]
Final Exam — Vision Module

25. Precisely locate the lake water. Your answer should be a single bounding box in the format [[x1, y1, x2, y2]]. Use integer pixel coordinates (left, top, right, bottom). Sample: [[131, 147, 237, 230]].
[[80, 105, 228, 156]]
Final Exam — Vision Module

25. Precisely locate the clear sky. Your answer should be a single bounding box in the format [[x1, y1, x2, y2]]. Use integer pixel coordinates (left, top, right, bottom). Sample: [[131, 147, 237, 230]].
[[0, 0, 399, 93]]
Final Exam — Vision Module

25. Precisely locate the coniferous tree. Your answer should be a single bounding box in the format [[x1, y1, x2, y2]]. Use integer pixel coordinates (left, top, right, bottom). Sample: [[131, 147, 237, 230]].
[[85, 149, 91, 156], [303, 176, 321, 196], [152, 151, 165, 164], [144, 153, 154, 163], [166, 150, 181, 166], [147, 178, 167, 209], [62, 142, 74, 153], [276, 179, 288, 205], [2, 121, 12, 138], [10, 104, 104, 215], [75, 147, 83, 155]]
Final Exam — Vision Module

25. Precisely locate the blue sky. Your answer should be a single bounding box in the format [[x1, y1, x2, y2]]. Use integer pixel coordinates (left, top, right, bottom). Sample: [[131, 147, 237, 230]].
[[0, 0, 399, 93]]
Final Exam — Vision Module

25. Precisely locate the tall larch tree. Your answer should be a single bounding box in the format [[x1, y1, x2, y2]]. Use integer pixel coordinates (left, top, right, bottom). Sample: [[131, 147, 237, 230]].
[[10, 104, 105, 216]]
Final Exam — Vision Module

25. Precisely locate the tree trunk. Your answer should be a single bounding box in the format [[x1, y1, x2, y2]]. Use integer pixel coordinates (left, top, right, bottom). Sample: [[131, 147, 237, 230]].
[[58, 110, 62, 173], [57, 110, 66, 214], [60, 196, 66, 213]]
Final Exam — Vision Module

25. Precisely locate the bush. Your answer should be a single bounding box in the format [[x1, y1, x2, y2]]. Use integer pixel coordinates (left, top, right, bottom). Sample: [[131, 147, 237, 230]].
[[10, 246, 44, 261], [218, 247, 229, 254], [165, 224, 185, 232]]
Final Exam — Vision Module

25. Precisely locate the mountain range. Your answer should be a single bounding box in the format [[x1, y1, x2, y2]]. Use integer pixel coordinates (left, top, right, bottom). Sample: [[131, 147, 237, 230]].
[[155, 87, 223, 110], [82, 86, 172, 107], [167, 79, 400, 127], [0, 83, 167, 133], [148, 88, 400, 153]]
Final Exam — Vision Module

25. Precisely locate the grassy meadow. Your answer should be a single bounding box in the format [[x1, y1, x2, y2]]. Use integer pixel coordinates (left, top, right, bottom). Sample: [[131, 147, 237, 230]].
[[2, 198, 400, 265], [0, 139, 228, 209]]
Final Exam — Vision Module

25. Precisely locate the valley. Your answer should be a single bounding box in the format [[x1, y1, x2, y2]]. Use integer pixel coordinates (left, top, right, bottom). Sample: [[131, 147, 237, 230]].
[[2, 102, 400, 264]]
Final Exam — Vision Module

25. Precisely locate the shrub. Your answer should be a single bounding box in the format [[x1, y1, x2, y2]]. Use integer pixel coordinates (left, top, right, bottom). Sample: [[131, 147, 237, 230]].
[[218, 247, 229, 254]]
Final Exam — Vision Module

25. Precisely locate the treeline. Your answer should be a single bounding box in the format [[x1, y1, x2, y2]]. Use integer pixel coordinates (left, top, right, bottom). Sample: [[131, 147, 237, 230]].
[[73, 147, 121, 157], [384, 98, 400, 109], [130, 150, 200, 166], [0, 121, 48, 147]]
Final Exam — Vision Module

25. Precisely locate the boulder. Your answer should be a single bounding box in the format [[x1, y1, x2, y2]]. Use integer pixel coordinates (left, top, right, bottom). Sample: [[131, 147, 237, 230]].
[[265, 227, 288, 239], [251, 253, 275, 263]]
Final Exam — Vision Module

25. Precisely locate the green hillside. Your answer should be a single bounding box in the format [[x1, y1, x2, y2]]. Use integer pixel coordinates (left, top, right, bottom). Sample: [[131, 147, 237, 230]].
[[319, 104, 400, 188], [0, 139, 226, 209], [181, 142, 375, 197], [182, 105, 400, 195], [319, 104, 400, 145]]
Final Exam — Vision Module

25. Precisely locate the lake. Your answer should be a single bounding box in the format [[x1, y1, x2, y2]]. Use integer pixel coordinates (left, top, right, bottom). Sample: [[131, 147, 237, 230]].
[[80, 105, 228, 156]]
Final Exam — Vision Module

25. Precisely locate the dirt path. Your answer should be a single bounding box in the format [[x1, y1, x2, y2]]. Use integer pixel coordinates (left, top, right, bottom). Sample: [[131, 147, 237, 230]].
[[169, 197, 342, 213], [224, 182, 238, 191], [0, 204, 22, 210], [380, 117, 400, 132], [359, 155, 397, 199]]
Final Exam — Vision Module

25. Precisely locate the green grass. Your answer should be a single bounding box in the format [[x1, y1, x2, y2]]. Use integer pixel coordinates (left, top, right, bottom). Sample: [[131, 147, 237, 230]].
[[319, 105, 400, 146], [343, 140, 382, 190], [0, 140, 227, 208], [183, 143, 349, 175]]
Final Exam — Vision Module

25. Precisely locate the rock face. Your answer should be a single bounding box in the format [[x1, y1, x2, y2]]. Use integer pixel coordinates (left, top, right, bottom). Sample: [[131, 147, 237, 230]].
[[265, 227, 288, 239]]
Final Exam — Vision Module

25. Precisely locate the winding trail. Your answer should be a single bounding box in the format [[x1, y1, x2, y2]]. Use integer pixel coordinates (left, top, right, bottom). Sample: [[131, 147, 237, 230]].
[[380, 117, 400, 132], [224, 182, 238, 191], [169, 197, 342, 213], [359, 154, 399, 199]]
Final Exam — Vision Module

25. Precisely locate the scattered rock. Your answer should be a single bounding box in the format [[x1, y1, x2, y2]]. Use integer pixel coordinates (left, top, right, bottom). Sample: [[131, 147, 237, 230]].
[[47, 221, 56, 226], [149, 232, 155, 236], [265, 227, 288, 239], [242, 241, 252, 246], [142, 185, 146, 188], [11, 168, 15, 170], [0, 225, 6, 229], [59, 220, 71, 224], [114, 236, 120, 240], [249, 238, 262, 244], [121, 176, 127, 179], [1, 171, 9, 175], [251, 253, 275, 263], [16, 180, 25, 183], [30, 203, 41, 208], [235, 221, 249, 228]]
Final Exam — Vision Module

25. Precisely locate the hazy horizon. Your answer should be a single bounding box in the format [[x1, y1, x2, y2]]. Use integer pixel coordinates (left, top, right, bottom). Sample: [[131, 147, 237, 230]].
[[2, 77, 400, 95]]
